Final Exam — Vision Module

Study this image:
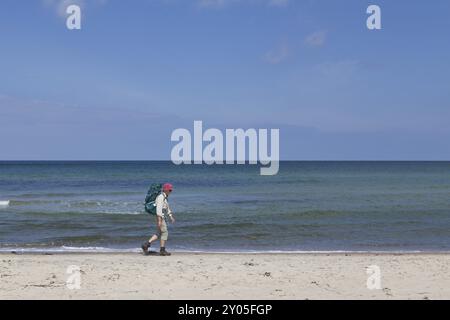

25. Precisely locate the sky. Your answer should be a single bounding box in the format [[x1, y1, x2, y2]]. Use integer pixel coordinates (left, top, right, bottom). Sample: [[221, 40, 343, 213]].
[[0, 0, 449, 160]]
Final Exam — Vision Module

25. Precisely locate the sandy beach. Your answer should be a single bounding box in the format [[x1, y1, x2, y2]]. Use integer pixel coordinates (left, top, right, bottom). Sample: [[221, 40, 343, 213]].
[[1, 252, 450, 300]]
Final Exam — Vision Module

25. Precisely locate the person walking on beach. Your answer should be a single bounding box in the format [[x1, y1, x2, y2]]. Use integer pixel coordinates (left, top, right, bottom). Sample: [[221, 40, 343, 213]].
[[142, 183, 176, 256]]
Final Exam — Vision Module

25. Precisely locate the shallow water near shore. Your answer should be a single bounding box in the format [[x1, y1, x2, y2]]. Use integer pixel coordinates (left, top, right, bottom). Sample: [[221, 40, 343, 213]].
[[1, 161, 450, 252]]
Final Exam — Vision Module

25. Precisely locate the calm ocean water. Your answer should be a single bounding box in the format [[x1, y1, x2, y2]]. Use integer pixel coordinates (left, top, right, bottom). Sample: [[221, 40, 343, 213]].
[[0, 161, 449, 253]]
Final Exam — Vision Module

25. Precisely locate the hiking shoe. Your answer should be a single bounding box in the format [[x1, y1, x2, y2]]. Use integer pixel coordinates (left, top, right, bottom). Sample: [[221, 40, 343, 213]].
[[141, 242, 150, 255], [160, 248, 171, 256]]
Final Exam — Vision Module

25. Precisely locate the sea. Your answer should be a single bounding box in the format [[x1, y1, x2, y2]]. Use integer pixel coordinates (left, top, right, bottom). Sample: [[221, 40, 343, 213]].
[[0, 161, 449, 253]]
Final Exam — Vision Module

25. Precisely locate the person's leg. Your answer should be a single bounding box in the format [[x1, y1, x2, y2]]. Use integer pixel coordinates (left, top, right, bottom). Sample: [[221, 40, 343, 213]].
[[142, 217, 161, 254], [148, 234, 158, 244], [159, 220, 170, 256], [149, 216, 163, 244], [142, 234, 158, 255]]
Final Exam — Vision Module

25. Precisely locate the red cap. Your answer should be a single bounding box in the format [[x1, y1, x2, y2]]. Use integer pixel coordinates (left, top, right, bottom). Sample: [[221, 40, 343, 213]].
[[163, 183, 173, 192]]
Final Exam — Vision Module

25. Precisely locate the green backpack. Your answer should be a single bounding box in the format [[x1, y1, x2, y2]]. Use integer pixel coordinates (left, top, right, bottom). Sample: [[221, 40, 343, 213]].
[[144, 183, 163, 215]]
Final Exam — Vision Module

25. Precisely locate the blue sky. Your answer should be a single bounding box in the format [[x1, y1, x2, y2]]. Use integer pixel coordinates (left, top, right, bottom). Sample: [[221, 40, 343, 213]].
[[0, 0, 449, 160]]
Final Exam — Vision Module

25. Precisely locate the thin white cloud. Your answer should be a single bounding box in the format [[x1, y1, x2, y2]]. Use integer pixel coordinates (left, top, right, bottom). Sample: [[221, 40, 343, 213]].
[[42, 0, 107, 17], [42, 0, 288, 14], [268, 0, 289, 7], [43, 0, 84, 17], [316, 60, 360, 81], [197, 0, 236, 9], [197, 0, 290, 9], [263, 44, 290, 64], [305, 30, 327, 47]]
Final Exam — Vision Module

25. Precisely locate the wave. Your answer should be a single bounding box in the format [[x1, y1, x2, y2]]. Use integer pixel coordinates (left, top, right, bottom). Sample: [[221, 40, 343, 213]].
[[0, 200, 10, 207], [15, 191, 140, 199], [229, 199, 303, 205], [10, 199, 139, 206], [0, 246, 140, 254], [13, 210, 145, 216], [0, 246, 429, 254], [181, 222, 258, 232], [8, 198, 145, 215]]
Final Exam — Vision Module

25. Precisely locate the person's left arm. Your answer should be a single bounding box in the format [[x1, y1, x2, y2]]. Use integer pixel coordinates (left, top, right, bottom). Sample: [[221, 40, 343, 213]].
[[167, 201, 175, 223]]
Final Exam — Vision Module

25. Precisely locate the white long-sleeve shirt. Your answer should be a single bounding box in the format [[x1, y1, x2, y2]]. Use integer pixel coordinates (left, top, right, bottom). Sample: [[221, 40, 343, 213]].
[[155, 193, 172, 219]]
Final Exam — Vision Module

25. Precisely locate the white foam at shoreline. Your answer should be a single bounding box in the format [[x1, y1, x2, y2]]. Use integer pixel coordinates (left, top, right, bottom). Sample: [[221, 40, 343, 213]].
[[0, 200, 10, 207], [0, 246, 430, 254], [0, 246, 140, 254]]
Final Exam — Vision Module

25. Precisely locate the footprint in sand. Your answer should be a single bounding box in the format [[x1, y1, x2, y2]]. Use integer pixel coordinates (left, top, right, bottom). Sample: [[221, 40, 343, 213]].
[[383, 288, 393, 296]]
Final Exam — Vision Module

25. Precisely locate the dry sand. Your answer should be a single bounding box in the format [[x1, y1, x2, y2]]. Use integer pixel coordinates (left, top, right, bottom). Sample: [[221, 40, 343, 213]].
[[1, 252, 449, 300]]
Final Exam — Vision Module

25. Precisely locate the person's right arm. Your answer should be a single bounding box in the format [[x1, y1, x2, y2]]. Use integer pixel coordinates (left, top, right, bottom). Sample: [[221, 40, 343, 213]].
[[155, 194, 164, 229]]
